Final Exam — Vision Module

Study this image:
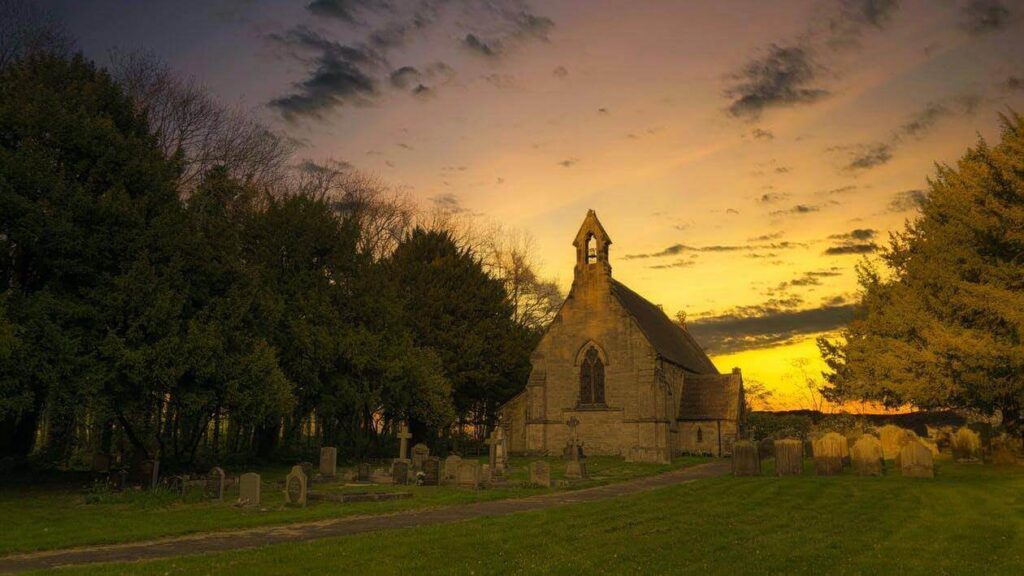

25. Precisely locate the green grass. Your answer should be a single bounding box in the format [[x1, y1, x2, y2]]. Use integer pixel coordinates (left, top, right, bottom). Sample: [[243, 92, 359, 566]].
[[41, 461, 1024, 575], [0, 456, 702, 555]]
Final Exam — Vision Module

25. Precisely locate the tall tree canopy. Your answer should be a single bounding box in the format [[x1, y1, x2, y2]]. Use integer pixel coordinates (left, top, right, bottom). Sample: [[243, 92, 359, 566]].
[[819, 113, 1024, 440]]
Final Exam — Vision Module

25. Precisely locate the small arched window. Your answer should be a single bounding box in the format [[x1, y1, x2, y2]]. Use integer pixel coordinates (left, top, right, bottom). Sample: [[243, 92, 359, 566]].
[[579, 347, 605, 405], [585, 233, 596, 264], [696, 427, 703, 443]]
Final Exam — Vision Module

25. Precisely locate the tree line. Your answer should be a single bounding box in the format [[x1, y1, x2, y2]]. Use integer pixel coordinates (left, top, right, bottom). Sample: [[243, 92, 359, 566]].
[[0, 16, 562, 470]]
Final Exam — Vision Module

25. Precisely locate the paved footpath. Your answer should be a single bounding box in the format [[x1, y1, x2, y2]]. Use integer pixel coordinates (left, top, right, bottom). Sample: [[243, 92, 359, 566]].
[[0, 460, 731, 573]]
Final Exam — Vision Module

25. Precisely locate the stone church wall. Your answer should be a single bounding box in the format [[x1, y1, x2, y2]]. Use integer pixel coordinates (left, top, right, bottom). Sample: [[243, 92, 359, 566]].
[[675, 420, 739, 456]]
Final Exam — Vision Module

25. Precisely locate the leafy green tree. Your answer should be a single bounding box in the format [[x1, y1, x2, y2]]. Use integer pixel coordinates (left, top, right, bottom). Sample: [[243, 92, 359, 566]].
[[819, 113, 1024, 442]]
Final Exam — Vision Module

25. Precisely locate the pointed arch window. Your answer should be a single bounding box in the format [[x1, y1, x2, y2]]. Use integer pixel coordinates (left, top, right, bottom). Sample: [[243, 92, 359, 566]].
[[585, 233, 596, 264], [579, 347, 605, 406], [696, 427, 703, 443]]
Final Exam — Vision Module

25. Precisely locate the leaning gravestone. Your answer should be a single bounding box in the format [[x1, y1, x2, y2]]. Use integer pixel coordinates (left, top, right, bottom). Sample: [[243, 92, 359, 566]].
[[456, 460, 480, 489], [206, 466, 226, 500], [814, 432, 846, 476], [732, 440, 760, 476], [951, 427, 982, 462], [774, 438, 803, 476], [239, 472, 261, 507], [422, 457, 441, 486], [443, 455, 462, 482], [285, 465, 308, 507], [411, 443, 430, 472], [392, 459, 410, 485], [899, 441, 934, 478], [529, 461, 551, 487], [319, 447, 337, 480], [851, 435, 883, 476], [878, 425, 916, 460]]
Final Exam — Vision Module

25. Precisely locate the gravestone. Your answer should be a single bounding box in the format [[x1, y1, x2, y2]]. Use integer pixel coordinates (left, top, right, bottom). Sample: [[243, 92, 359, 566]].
[[422, 457, 441, 486], [485, 428, 507, 477], [319, 447, 337, 479], [443, 455, 462, 482], [392, 459, 410, 485], [357, 462, 371, 482], [731, 440, 760, 476], [899, 441, 934, 478], [773, 438, 803, 476], [813, 432, 846, 476], [239, 472, 261, 507], [206, 466, 226, 500], [951, 427, 982, 462], [564, 417, 588, 479], [411, 443, 430, 472], [495, 427, 509, 473], [285, 465, 308, 506], [851, 435, 883, 476], [529, 461, 551, 487], [132, 459, 160, 489], [456, 460, 480, 488], [878, 425, 916, 460], [166, 475, 185, 498], [299, 462, 315, 488], [396, 421, 412, 460]]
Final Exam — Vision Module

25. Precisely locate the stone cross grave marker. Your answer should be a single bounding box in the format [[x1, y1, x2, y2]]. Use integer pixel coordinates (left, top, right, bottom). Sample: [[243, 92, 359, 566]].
[[564, 417, 588, 479], [206, 466, 226, 500], [422, 457, 440, 486], [529, 461, 551, 487], [485, 428, 503, 476], [411, 443, 430, 472], [392, 459, 410, 485], [774, 438, 803, 476], [397, 421, 413, 460], [851, 435, 883, 476], [456, 459, 480, 488], [320, 447, 337, 479], [285, 465, 308, 506], [239, 472, 261, 507], [731, 440, 760, 476], [443, 455, 462, 483]]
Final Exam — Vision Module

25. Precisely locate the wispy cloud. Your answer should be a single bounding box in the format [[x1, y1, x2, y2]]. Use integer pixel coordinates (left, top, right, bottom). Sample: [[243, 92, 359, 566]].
[[689, 300, 855, 354]]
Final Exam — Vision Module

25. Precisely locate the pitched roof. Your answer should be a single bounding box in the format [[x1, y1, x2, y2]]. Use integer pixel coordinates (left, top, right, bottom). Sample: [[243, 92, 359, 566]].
[[678, 374, 742, 421], [610, 279, 718, 374]]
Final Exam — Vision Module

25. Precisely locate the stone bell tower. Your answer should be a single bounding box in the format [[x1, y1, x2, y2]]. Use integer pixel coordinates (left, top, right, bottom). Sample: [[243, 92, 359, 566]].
[[572, 209, 612, 289]]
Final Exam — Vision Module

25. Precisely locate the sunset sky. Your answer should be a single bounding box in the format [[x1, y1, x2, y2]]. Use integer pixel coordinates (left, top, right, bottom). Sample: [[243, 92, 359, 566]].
[[48, 0, 1024, 408]]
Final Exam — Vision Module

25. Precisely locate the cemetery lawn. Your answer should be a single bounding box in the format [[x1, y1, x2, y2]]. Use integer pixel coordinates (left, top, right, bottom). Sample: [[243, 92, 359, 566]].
[[0, 456, 704, 555], [47, 461, 1024, 576]]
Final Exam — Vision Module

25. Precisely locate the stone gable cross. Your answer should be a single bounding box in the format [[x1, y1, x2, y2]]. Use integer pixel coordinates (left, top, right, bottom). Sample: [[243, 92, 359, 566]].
[[397, 422, 412, 460]]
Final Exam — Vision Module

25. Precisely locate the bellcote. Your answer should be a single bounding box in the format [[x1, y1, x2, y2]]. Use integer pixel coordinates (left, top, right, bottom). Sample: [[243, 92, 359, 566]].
[[573, 209, 612, 281]]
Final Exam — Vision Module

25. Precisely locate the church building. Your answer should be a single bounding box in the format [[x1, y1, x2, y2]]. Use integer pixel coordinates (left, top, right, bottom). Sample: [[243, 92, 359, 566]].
[[499, 210, 744, 462]]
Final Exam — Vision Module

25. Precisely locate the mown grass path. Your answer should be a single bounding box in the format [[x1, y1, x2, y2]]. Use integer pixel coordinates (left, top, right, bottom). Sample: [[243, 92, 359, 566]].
[[0, 460, 731, 573]]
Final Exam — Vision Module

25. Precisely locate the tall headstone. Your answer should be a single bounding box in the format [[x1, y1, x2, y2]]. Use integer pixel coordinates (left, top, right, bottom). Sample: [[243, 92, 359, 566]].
[[495, 427, 509, 473], [851, 435, 883, 476], [951, 427, 982, 462], [899, 441, 934, 478], [239, 472, 261, 507], [319, 447, 337, 479], [411, 443, 430, 472], [529, 461, 551, 487], [732, 440, 760, 476], [813, 432, 846, 476], [397, 421, 412, 460], [392, 459, 410, 485], [564, 417, 588, 479], [443, 455, 462, 482], [285, 465, 308, 506], [773, 438, 803, 476], [484, 429, 502, 476], [422, 457, 441, 486], [456, 459, 480, 488], [206, 466, 226, 500]]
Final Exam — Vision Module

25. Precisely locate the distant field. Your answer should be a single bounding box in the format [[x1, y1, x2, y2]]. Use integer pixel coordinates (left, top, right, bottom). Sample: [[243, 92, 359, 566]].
[[43, 461, 1024, 576], [0, 456, 702, 556]]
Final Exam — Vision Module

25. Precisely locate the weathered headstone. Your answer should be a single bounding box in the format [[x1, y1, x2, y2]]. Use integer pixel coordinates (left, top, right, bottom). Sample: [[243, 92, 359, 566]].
[[319, 447, 337, 479], [732, 440, 760, 476], [206, 466, 226, 500], [495, 427, 509, 473], [564, 417, 588, 479], [899, 441, 934, 478], [878, 425, 915, 460], [851, 435, 883, 476], [357, 462, 371, 482], [285, 465, 308, 506], [396, 421, 412, 460], [773, 438, 803, 476], [443, 455, 462, 482], [951, 427, 982, 462], [392, 459, 410, 485], [239, 472, 261, 507], [456, 459, 480, 488], [132, 459, 160, 489], [411, 443, 430, 472], [422, 457, 441, 486], [529, 461, 551, 487], [813, 432, 846, 476], [484, 429, 504, 476]]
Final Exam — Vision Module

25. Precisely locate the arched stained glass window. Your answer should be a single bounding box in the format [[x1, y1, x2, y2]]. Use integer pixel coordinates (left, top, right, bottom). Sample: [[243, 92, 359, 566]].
[[579, 347, 605, 405]]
